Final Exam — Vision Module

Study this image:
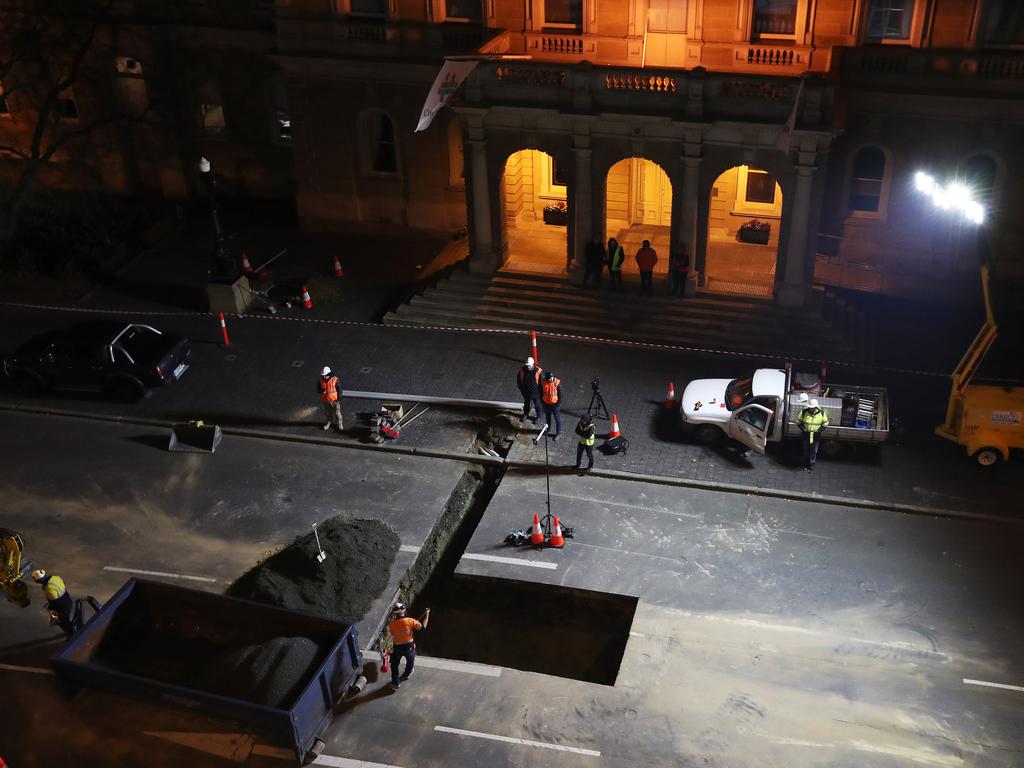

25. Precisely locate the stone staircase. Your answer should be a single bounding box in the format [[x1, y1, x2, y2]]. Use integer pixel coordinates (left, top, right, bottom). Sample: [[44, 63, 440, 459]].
[[383, 269, 873, 364]]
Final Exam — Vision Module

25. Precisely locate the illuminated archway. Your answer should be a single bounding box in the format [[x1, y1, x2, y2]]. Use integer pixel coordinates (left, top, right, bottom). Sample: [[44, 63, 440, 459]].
[[604, 158, 673, 274], [705, 165, 782, 296], [500, 149, 569, 274]]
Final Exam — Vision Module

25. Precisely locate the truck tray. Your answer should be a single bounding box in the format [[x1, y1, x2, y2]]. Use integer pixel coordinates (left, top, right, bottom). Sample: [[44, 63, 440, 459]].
[[51, 579, 363, 764]]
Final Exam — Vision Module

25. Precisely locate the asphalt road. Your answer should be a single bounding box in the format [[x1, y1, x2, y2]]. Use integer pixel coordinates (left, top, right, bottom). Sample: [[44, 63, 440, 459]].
[[2, 409, 1022, 767]]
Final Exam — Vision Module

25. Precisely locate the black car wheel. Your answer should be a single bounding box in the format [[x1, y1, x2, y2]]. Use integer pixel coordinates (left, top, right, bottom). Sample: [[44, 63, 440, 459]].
[[108, 378, 145, 403], [11, 372, 45, 395]]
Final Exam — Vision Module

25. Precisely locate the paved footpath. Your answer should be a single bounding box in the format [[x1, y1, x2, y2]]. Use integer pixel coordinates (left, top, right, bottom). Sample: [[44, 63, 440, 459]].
[[2, 300, 1021, 520]]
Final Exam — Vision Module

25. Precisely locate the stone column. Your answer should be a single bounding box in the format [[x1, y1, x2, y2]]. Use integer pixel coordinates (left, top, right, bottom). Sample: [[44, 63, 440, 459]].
[[467, 137, 497, 274], [778, 164, 816, 307], [572, 144, 592, 270], [679, 156, 701, 270]]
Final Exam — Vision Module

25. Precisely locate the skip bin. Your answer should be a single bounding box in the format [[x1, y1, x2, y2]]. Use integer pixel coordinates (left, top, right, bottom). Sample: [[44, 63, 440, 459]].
[[51, 579, 363, 765]]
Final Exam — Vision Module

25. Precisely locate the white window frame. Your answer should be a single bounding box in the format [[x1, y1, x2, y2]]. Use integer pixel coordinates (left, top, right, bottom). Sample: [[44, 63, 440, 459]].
[[359, 108, 401, 178], [844, 144, 892, 222], [341, 0, 391, 18], [747, 0, 812, 45], [532, 0, 586, 31], [732, 166, 783, 218], [540, 154, 567, 200], [861, 0, 930, 46]]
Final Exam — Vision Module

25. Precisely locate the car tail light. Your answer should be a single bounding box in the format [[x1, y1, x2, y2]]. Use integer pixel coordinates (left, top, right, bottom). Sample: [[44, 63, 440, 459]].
[[154, 366, 164, 379]]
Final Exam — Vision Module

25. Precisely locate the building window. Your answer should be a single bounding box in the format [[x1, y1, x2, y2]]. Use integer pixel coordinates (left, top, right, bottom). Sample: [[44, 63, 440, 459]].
[[55, 92, 79, 121], [978, 1, 1024, 47], [648, 0, 687, 32], [349, 0, 387, 16], [444, 0, 481, 21], [745, 170, 777, 205], [753, 0, 797, 37], [365, 111, 398, 174], [201, 103, 226, 135], [544, 0, 582, 27], [866, 0, 914, 41], [848, 146, 886, 213]]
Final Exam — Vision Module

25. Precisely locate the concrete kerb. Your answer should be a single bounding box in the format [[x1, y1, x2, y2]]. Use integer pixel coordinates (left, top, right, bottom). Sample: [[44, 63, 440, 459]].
[[3, 402, 1019, 527]]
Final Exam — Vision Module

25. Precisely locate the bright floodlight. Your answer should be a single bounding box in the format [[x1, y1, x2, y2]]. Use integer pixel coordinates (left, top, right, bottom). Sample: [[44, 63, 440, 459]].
[[914, 171, 935, 194], [967, 201, 985, 224]]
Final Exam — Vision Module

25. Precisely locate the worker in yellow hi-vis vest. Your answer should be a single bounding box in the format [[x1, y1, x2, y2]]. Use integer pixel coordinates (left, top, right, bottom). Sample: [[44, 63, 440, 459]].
[[31, 569, 73, 637], [798, 398, 830, 472]]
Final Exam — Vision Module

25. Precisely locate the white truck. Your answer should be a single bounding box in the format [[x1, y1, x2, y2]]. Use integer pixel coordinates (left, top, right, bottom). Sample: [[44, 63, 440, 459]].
[[679, 365, 890, 455]]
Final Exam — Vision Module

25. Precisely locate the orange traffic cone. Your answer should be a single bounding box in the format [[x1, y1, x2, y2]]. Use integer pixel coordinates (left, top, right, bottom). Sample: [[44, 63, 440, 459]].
[[608, 413, 622, 440], [530, 513, 544, 545], [332, 256, 344, 278], [665, 381, 677, 409], [241, 252, 253, 273], [549, 516, 565, 548], [302, 285, 313, 310]]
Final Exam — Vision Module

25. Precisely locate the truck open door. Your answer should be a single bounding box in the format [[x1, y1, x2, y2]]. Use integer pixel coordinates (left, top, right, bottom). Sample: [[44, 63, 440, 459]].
[[727, 404, 774, 455]]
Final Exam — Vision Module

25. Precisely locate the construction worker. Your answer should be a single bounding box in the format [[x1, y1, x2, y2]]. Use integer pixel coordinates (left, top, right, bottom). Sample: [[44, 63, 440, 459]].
[[574, 413, 596, 471], [606, 237, 624, 292], [516, 357, 544, 423], [582, 238, 605, 288], [31, 569, 73, 637], [387, 602, 430, 691], [798, 398, 829, 471], [318, 366, 343, 432], [541, 370, 563, 439]]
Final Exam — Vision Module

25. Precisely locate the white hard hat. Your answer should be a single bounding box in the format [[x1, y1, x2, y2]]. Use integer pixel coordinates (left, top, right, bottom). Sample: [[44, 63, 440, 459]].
[[321, 366, 331, 376], [809, 398, 819, 408], [31, 569, 46, 582], [392, 602, 407, 615], [797, 392, 809, 403], [526, 356, 534, 366]]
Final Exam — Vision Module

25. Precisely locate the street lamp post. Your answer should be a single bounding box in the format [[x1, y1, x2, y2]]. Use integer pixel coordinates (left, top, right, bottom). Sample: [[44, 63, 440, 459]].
[[198, 157, 236, 284]]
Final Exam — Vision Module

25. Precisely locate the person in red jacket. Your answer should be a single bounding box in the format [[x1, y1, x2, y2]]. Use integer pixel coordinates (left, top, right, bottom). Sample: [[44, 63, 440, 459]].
[[635, 239, 658, 296]]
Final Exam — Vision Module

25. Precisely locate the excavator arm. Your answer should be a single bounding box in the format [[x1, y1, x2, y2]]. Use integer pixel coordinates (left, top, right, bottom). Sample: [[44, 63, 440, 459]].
[[1, 529, 31, 607]]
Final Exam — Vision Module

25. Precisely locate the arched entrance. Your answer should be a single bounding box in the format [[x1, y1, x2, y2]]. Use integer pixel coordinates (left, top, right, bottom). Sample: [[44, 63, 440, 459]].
[[501, 149, 569, 274], [605, 158, 672, 275], [705, 165, 782, 296]]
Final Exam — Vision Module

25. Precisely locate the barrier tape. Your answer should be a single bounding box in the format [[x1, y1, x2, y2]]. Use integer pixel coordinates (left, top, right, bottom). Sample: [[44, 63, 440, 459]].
[[3, 300, 1023, 385]]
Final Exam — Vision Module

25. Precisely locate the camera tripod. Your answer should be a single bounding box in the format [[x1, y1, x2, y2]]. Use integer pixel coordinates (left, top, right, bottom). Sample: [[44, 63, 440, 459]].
[[587, 386, 610, 420]]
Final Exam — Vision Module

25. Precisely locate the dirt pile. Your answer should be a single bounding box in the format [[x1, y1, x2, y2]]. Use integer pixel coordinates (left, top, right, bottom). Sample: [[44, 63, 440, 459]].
[[197, 636, 322, 708], [228, 516, 400, 623]]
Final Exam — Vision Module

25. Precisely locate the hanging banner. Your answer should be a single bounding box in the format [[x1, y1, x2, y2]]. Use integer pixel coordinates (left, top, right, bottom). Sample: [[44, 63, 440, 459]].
[[775, 77, 806, 154], [415, 59, 480, 132]]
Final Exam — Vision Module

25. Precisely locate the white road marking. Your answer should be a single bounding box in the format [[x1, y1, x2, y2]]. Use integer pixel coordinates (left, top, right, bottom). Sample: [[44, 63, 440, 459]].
[[399, 545, 420, 554], [0, 663, 54, 675], [629, 631, 645, 638], [414, 656, 503, 677], [251, 744, 405, 767], [460, 553, 557, 570], [103, 566, 217, 583], [434, 725, 600, 756], [963, 678, 1024, 693]]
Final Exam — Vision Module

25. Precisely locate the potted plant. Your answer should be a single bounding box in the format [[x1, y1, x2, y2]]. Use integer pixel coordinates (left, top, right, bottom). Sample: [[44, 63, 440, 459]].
[[737, 219, 771, 244], [543, 200, 569, 226]]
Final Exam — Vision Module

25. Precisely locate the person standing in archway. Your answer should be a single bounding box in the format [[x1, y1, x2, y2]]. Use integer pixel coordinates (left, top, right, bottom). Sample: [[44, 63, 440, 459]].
[[582, 238, 606, 288], [670, 243, 690, 297], [635, 239, 658, 296], [606, 237, 624, 293]]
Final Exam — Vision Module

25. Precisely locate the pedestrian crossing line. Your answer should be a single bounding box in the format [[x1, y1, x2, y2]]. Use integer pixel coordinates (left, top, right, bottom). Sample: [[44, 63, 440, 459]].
[[460, 553, 558, 570], [103, 566, 217, 583], [434, 725, 600, 756], [963, 678, 1024, 693]]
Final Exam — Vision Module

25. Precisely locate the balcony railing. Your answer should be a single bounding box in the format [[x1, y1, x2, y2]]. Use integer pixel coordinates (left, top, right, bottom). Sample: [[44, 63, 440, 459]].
[[466, 60, 833, 127], [841, 46, 1024, 92]]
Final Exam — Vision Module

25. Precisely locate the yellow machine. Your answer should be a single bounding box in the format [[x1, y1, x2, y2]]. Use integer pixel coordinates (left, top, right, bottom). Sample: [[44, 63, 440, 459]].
[[935, 265, 1024, 466], [2, 528, 32, 607]]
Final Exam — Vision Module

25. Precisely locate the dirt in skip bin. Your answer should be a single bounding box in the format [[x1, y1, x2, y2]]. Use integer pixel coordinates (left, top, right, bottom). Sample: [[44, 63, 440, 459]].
[[227, 516, 400, 624], [197, 636, 322, 709]]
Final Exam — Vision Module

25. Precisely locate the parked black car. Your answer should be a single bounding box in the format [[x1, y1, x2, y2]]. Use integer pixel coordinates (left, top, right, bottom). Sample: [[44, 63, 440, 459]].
[[3, 322, 192, 402]]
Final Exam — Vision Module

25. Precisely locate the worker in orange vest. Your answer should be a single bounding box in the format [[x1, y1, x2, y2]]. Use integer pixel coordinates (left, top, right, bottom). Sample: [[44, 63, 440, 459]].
[[541, 370, 563, 440], [388, 602, 430, 691], [318, 366, 343, 432], [516, 356, 544, 423]]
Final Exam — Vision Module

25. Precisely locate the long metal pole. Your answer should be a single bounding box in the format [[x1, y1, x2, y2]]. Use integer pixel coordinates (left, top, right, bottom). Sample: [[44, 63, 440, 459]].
[[544, 431, 552, 536]]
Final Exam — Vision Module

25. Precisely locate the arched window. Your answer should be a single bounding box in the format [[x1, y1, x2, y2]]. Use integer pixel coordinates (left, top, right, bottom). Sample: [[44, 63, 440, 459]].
[[362, 110, 399, 175], [848, 146, 886, 214]]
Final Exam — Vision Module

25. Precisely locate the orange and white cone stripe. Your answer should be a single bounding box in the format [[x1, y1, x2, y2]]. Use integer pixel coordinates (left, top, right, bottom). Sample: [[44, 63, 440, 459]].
[[665, 381, 677, 409], [608, 413, 621, 439], [530, 513, 544, 545], [241, 252, 253, 273], [549, 516, 565, 548], [302, 285, 313, 310], [333, 256, 344, 278]]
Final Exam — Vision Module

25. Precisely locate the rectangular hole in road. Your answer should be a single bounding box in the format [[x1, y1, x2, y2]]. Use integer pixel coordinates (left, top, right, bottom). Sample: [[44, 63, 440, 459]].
[[414, 574, 637, 686]]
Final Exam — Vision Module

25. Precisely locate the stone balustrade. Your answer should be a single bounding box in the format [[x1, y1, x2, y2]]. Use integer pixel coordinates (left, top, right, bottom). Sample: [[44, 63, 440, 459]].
[[842, 47, 1024, 92], [275, 16, 505, 57]]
